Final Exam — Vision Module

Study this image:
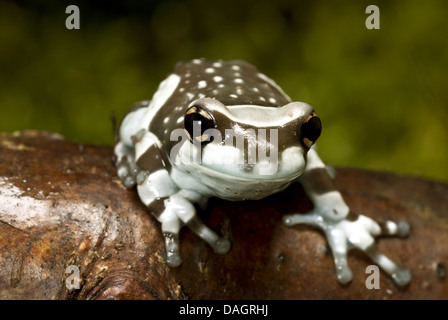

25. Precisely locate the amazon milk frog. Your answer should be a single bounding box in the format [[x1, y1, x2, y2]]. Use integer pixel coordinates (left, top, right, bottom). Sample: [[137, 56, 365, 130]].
[[114, 59, 411, 286]]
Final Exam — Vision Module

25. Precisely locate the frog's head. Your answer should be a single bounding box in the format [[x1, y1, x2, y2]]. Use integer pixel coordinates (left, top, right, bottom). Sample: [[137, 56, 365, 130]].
[[172, 97, 321, 189]]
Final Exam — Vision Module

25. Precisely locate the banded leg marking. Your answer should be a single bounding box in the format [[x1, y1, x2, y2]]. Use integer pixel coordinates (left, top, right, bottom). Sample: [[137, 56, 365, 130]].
[[138, 169, 229, 266]]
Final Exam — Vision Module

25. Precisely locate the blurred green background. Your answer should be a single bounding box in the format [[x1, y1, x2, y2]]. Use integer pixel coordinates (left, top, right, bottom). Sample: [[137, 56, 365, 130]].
[[0, 0, 447, 182]]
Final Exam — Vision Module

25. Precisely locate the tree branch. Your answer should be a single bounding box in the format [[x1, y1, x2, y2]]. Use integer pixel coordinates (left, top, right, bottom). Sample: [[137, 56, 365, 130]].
[[0, 130, 447, 299]]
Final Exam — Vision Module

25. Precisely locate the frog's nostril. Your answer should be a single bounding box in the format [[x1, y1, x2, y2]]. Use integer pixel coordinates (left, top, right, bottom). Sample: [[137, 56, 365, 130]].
[[300, 113, 322, 148]]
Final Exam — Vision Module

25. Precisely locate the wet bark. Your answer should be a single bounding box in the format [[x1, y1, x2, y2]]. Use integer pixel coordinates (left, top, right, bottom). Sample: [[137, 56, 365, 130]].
[[0, 130, 447, 299]]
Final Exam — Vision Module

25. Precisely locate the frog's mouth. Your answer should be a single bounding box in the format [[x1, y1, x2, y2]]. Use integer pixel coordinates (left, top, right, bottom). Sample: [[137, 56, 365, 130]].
[[173, 140, 307, 182], [182, 162, 303, 201], [203, 145, 306, 180]]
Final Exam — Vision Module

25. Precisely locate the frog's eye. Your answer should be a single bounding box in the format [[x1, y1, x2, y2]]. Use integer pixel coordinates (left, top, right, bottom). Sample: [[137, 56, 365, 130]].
[[184, 106, 216, 144], [301, 113, 322, 148]]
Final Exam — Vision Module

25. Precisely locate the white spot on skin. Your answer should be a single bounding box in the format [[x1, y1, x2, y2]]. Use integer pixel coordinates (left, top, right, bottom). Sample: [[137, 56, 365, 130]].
[[234, 78, 243, 84], [213, 62, 223, 68], [198, 93, 206, 98], [232, 65, 241, 71], [179, 87, 185, 92], [252, 87, 260, 92], [236, 88, 243, 95], [269, 97, 277, 104], [213, 76, 223, 83], [164, 117, 170, 124], [186, 92, 194, 100], [230, 94, 238, 98], [192, 59, 202, 64], [205, 68, 215, 73], [177, 116, 184, 124], [218, 84, 225, 88], [198, 80, 207, 89], [259, 96, 266, 102]]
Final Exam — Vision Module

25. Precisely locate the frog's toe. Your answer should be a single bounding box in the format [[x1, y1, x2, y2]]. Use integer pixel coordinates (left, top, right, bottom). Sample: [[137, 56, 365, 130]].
[[123, 176, 136, 188], [379, 220, 411, 238], [391, 267, 412, 287], [396, 220, 410, 238], [116, 164, 136, 188], [282, 215, 295, 226], [162, 230, 181, 267], [213, 237, 231, 254], [282, 213, 319, 227], [166, 253, 182, 267], [336, 266, 353, 285], [364, 245, 411, 286]]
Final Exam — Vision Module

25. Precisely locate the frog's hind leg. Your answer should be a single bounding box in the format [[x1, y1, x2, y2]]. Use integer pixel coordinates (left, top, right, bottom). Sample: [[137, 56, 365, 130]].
[[114, 103, 150, 188], [114, 142, 138, 188]]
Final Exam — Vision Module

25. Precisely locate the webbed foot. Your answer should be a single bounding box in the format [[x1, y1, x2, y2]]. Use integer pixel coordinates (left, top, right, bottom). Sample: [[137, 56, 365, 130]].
[[284, 210, 411, 287]]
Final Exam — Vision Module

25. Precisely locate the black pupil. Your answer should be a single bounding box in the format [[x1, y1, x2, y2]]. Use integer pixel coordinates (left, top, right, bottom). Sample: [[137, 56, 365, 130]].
[[184, 110, 214, 142], [301, 116, 322, 144]]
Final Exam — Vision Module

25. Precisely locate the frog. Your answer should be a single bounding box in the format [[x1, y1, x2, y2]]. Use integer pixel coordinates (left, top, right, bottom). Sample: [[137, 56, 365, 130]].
[[114, 58, 411, 286]]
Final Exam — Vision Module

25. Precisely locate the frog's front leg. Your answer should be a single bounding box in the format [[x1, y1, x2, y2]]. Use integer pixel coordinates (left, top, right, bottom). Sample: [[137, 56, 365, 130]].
[[283, 148, 411, 286], [139, 181, 231, 267], [127, 129, 230, 267]]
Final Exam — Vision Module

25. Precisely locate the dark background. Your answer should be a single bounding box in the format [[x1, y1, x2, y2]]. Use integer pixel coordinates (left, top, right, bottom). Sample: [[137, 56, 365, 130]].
[[1, 0, 447, 182]]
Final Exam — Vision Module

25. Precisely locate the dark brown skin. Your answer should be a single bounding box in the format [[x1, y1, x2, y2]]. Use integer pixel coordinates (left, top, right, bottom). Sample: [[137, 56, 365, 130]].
[[0, 130, 447, 299]]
